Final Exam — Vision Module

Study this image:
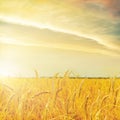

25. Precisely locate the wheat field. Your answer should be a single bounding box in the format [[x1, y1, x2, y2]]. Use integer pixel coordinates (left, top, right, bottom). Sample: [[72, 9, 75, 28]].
[[0, 74, 120, 120]]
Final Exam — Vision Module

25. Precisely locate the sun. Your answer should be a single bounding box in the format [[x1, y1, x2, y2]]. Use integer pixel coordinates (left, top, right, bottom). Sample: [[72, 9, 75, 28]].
[[0, 63, 16, 77], [0, 68, 10, 77]]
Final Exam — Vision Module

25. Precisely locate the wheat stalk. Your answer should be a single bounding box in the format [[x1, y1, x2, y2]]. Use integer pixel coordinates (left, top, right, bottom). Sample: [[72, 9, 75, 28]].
[[32, 91, 50, 98], [84, 95, 89, 120], [78, 79, 84, 98]]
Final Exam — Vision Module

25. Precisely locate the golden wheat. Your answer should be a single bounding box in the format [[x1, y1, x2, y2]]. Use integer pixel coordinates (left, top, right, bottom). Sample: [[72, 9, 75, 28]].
[[0, 77, 120, 120]]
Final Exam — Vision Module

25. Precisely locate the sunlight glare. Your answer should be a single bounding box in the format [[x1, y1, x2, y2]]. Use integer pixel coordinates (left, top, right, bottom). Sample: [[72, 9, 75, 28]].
[[0, 63, 16, 77]]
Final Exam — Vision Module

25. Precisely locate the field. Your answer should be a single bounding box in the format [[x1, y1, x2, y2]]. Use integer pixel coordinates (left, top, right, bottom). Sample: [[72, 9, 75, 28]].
[[0, 75, 120, 120]]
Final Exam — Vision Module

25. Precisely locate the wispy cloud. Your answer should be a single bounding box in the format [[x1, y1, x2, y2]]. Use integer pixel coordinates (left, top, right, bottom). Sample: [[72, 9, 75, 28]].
[[66, 0, 120, 16], [0, 0, 120, 56], [0, 20, 120, 57]]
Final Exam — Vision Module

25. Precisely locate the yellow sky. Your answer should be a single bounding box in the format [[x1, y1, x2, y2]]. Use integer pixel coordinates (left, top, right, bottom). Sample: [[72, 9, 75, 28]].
[[0, 0, 120, 77]]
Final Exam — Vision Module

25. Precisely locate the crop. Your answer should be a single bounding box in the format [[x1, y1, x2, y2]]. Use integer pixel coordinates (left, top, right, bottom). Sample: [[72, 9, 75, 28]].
[[0, 75, 120, 120]]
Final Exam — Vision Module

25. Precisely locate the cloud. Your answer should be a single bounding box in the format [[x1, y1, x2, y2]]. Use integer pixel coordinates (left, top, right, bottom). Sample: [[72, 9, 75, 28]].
[[0, 0, 120, 56], [66, 0, 120, 17], [0, 20, 120, 56]]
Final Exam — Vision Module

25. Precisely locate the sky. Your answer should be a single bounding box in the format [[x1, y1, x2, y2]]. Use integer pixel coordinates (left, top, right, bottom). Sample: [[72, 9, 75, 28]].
[[0, 0, 120, 77]]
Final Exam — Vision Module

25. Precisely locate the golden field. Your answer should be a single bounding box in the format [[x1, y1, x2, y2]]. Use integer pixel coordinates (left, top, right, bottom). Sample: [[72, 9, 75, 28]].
[[0, 75, 120, 120]]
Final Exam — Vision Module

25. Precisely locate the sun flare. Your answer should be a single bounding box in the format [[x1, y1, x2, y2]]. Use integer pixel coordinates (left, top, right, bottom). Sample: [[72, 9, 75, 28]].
[[0, 63, 16, 77]]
